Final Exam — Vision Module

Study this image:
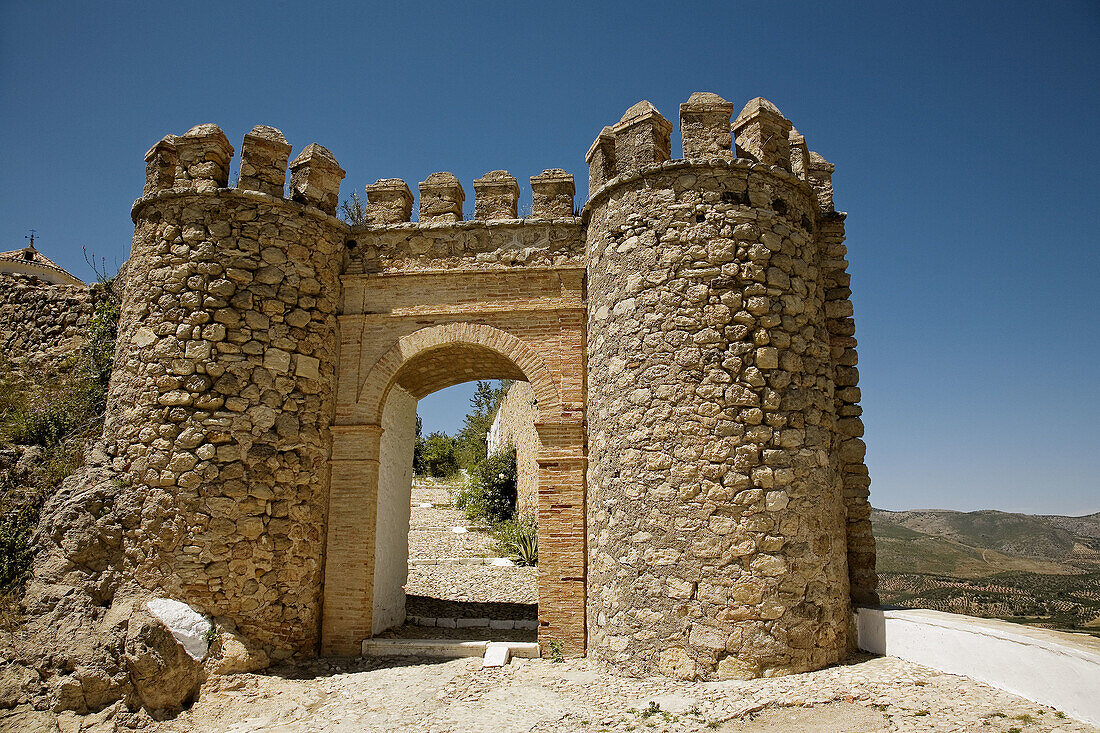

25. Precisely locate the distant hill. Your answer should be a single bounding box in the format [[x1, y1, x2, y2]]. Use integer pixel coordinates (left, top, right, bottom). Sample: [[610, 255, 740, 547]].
[[872, 508, 1100, 635]]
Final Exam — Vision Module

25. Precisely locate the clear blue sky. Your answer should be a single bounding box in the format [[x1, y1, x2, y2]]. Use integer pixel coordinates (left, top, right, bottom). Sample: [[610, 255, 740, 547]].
[[2, 2, 1098, 515]]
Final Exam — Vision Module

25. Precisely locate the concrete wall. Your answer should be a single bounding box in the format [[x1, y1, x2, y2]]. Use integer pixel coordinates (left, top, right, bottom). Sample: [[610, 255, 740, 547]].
[[488, 380, 539, 517], [857, 607, 1100, 726], [372, 385, 418, 634]]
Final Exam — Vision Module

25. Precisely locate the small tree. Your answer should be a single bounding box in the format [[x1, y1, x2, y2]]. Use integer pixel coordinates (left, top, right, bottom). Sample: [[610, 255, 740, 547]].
[[455, 380, 510, 471], [419, 431, 459, 477], [340, 191, 367, 225]]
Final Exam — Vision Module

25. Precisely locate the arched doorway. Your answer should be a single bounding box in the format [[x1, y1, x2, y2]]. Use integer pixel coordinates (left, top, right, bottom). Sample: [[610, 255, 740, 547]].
[[321, 323, 586, 656]]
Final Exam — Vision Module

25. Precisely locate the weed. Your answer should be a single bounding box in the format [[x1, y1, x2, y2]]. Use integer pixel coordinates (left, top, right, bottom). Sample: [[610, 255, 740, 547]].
[[642, 701, 660, 718], [1056, 711, 1066, 719], [548, 639, 564, 663], [1013, 713, 1036, 723], [1007, 727, 1022, 733], [494, 514, 537, 566]]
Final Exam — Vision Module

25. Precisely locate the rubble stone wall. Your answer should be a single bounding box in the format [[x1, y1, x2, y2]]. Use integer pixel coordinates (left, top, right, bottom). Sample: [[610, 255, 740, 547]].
[[0, 273, 95, 370], [106, 185, 346, 658], [584, 156, 851, 680], [71, 90, 873, 678], [488, 380, 540, 517]]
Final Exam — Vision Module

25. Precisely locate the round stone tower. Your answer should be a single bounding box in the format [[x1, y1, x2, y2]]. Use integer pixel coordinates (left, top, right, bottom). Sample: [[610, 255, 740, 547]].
[[107, 124, 347, 658], [584, 95, 853, 680]]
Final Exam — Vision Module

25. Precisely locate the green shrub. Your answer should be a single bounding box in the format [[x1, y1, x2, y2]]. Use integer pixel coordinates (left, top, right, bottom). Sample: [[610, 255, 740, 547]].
[[456, 447, 517, 525], [494, 514, 538, 565]]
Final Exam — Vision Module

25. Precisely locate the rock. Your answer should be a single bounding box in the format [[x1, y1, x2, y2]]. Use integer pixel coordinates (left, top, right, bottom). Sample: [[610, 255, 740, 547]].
[[124, 605, 205, 716], [207, 627, 270, 676]]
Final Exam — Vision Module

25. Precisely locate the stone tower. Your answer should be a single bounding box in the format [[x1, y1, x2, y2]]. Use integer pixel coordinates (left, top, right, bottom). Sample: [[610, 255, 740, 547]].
[[583, 93, 872, 680], [107, 124, 347, 657]]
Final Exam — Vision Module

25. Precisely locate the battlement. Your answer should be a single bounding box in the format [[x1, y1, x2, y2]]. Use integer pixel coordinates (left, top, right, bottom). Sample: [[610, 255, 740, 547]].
[[584, 92, 834, 214], [141, 124, 576, 225], [142, 123, 347, 215]]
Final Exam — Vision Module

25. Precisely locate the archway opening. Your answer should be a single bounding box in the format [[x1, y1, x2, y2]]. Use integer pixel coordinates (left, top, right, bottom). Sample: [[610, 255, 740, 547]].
[[371, 346, 541, 644]]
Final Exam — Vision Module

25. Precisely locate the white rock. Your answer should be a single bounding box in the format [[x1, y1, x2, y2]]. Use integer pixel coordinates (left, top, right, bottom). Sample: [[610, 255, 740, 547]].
[[482, 642, 512, 668], [146, 598, 212, 660]]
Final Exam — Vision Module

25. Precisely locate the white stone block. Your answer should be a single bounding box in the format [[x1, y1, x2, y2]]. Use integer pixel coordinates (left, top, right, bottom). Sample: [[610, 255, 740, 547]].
[[482, 642, 512, 668]]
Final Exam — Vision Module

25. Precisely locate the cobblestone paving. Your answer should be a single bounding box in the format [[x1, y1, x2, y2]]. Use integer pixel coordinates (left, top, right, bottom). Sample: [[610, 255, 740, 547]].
[[144, 653, 1097, 732]]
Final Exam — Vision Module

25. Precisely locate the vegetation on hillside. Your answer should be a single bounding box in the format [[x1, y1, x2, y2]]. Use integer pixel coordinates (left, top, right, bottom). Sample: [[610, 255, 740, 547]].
[[0, 279, 119, 620], [873, 508, 1100, 636]]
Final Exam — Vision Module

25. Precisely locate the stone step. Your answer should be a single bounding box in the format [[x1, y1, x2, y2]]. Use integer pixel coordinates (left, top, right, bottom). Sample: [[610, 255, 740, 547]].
[[360, 638, 540, 666], [408, 615, 538, 630], [408, 557, 515, 566]]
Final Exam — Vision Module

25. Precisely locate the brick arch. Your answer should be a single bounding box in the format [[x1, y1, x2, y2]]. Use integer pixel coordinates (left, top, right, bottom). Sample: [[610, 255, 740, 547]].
[[356, 322, 563, 424]]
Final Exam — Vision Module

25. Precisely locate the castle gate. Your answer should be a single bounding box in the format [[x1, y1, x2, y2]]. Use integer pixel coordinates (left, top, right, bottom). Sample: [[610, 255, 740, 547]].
[[322, 213, 588, 654], [116, 93, 875, 679]]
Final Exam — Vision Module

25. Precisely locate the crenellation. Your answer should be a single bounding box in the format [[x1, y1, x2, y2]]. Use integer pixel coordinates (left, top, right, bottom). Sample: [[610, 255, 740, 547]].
[[174, 123, 234, 191], [732, 97, 793, 170], [530, 169, 575, 218], [83, 92, 873, 679], [679, 91, 735, 161], [585, 126, 617, 197], [418, 171, 465, 223], [473, 169, 520, 220], [238, 125, 292, 197], [289, 142, 346, 215], [788, 127, 810, 181], [365, 178, 414, 224], [611, 100, 673, 174], [143, 135, 179, 195], [807, 151, 835, 212]]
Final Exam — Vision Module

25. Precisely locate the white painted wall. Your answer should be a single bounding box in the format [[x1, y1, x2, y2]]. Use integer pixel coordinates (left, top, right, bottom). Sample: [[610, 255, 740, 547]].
[[372, 386, 418, 634], [857, 607, 1100, 726]]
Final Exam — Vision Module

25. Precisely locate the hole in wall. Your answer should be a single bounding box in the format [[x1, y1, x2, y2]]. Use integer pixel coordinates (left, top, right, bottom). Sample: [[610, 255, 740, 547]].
[[772, 198, 788, 215]]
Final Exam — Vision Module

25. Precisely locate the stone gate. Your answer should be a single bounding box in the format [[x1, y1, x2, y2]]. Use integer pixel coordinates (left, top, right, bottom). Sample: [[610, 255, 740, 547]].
[[107, 92, 875, 680]]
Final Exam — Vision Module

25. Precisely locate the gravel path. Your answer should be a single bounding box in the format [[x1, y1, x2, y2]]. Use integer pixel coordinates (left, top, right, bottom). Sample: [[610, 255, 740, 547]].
[[121, 653, 1097, 732], [405, 477, 536, 606]]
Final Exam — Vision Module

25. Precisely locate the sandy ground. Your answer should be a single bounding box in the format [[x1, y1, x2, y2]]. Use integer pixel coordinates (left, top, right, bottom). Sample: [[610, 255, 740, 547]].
[[142, 652, 1095, 733]]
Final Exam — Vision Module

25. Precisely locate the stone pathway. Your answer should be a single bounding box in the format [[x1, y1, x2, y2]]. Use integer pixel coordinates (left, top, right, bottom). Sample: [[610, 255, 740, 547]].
[[404, 477, 537, 607]]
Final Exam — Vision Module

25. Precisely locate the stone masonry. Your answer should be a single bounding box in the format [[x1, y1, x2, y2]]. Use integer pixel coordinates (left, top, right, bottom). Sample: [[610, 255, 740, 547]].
[[88, 92, 873, 680]]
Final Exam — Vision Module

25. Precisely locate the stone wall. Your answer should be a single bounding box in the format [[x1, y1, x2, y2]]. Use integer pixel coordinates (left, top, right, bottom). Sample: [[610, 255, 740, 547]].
[[106, 126, 347, 657], [488, 380, 540, 517], [583, 96, 862, 681], [65, 91, 872, 677], [0, 273, 96, 371]]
